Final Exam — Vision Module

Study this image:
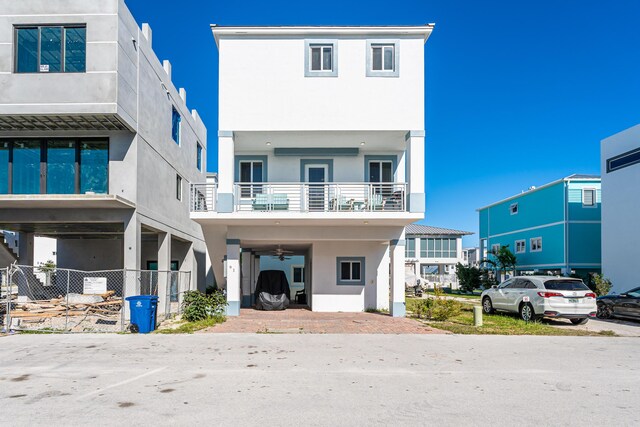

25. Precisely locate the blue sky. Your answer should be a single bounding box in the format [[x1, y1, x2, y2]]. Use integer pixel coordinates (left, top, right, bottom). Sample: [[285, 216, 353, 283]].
[[127, 0, 640, 246]]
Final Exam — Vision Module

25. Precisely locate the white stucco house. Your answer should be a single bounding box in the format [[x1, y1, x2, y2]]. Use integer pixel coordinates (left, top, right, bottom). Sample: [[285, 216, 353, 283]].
[[404, 224, 473, 288], [191, 24, 434, 316], [601, 124, 640, 294]]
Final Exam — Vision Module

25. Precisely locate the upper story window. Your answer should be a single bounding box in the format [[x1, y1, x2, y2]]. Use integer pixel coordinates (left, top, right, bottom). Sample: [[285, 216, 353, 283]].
[[422, 238, 457, 258], [582, 188, 596, 207], [0, 138, 107, 195], [530, 237, 542, 252], [366, 40, 399, 77], [607, 146, 640, 173], [176, 174, 182, 201], [15, 25, 86, 73], [304, 40, 338, 77], [239, 160, 264, 198], [491, 243, 500, 254], [197, 143, 203, 172], [510, 203, 518, 215], [171, 107, 181, 145], [405, 238, 416, 258], [515, 240, 526, 254], [368, 161, 393, 183]]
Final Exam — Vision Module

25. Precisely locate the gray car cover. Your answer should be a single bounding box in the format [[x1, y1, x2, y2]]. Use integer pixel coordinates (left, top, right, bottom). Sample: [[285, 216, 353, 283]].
[[255, 292, 290, 311]]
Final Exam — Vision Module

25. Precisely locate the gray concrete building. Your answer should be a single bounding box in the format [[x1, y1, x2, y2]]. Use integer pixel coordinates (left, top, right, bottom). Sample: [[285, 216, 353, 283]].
[[0, 0, 208, 309]]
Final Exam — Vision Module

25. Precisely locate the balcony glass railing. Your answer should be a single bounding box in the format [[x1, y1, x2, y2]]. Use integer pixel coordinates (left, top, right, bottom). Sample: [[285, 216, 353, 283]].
[[190, 182, 406, 213]]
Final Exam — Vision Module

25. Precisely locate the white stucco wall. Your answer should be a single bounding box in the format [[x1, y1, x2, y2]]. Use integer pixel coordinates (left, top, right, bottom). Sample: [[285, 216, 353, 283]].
[[601, 124, 640, 294], [218, 35, 425, 131], [311, 240, 389, 312]]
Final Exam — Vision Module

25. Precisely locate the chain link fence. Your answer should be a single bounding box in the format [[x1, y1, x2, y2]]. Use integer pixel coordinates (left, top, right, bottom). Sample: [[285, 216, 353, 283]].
[[2, 265, 191, 333]]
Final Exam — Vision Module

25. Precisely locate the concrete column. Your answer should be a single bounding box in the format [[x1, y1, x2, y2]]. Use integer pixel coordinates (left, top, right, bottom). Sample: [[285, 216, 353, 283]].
[[226, 239, 241, 316], [157, 232, 172, 317], [17, 232, 34, 266], [252, 254, 260, 306], [217, 131, 235, 213], [123, 213, 141, 319], [376, 245, 390, 311], [405, 131, 425, 213], [240, 249, 252, 308], [390, 234, 406, 317]]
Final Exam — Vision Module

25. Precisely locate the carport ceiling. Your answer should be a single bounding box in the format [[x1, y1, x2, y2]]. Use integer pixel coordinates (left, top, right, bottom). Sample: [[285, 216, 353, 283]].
[[0, 222, 124, 239]]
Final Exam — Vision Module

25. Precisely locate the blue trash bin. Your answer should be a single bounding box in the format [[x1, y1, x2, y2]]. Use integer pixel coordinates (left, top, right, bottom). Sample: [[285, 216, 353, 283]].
[[126, 295, 159, 334]]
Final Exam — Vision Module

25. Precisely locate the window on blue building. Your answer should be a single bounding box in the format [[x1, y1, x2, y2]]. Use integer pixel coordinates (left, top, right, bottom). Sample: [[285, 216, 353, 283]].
[[0, 142, 9, 194], [12, 141, 41, 194], [171, 107, 181, 144], [15, 25, 86, 73]]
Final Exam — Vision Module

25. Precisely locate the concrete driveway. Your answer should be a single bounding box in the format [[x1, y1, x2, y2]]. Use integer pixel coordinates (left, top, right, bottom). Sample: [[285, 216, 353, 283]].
[[0, 333, 637, 426], [547, 317, 640, 337]]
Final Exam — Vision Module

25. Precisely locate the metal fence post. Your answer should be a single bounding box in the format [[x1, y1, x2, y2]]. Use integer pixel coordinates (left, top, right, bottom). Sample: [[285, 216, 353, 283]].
[[121, 269, 127, 332], [65, 270, 70, 332]]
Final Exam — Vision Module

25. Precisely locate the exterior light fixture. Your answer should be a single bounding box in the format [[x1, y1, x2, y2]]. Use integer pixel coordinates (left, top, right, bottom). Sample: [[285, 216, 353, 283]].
[[360, 141, 365, 146], [266, 141, 272, 145]]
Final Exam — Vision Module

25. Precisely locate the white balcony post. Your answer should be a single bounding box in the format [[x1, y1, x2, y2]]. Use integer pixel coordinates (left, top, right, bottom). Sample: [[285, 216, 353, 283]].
[[218, 131, 235, 212], [406, 130, 425, 213], [226, 239, 241, 316]]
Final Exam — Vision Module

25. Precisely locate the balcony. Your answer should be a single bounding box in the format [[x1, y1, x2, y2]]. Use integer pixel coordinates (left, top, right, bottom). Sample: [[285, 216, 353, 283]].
[[190, 182, 407, 213]]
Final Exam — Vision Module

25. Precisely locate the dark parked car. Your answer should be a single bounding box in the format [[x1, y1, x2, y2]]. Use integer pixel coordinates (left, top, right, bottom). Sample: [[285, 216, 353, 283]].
[[597, 287, 640, 320]]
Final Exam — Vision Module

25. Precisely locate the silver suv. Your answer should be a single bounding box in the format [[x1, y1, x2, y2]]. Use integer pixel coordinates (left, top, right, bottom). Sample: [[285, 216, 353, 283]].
[[481, 276, 597, 324]]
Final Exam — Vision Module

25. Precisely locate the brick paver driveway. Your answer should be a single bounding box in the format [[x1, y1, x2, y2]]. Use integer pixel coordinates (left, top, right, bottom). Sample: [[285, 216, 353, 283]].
[[206, 307, 446, 334]]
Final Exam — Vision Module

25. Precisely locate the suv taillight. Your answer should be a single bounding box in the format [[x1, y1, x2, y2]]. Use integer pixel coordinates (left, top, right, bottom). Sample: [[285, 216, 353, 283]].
[[538, 291, 564, 298], [585, 293, 596, 298]]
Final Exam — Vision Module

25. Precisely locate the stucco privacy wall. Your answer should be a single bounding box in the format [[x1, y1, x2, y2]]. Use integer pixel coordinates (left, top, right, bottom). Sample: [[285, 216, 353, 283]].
[[300, 240, 391, 312], [601, 124, 640, 294], [218, 36, 425, 131]]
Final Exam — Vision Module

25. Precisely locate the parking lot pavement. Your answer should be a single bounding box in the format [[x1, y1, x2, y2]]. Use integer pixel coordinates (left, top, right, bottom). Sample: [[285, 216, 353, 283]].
[[547, 317, 640, 337], [0, 334, 638, 426]]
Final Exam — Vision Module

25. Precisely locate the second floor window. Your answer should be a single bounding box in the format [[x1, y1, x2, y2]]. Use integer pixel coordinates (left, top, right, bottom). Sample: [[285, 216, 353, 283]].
[[515, 240, 526, 254], [582, 188, 596, 207], [422, 238, 457, 258], [368, 161, 393, 183], [530, 237, 542, 252], [0, 139, 108, 195], [15, 25, 86, 73], [405, 238, 416, 258], [239, 160, 263, 198], [176, 175, 182, 201], [171, 107, 181, 145], [305, 40, 338, 77]]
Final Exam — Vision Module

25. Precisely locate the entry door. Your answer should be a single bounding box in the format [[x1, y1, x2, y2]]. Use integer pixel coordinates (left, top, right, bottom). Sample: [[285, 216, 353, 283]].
[[305, 165, 328, 211]]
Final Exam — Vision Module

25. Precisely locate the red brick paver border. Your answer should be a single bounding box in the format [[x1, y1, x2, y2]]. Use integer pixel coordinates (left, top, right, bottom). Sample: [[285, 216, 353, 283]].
[[205, 308, 447, 334]]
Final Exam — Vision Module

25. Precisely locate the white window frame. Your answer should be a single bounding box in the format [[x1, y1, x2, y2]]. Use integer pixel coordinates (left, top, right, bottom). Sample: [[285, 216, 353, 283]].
[[515, 240, 526, 254], [491, 244, 500, 254], [510, 203, 518, 215], [530, 237, 542, 252], [582, 188, 597, 207], [371, 44, 395, 71], [304, 40, 338, 77], [366, 39, 399, 77]]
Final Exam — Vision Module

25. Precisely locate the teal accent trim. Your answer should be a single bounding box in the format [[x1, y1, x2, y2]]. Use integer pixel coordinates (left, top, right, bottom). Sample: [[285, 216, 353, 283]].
[[226, 239, 241, 245], [304, 39, 338, 77], [217, 193, 234, 213], [336, 257, 365, 286], [366, 39, 400, 78], [409, 193, 425, 213], [218, 130, 234, 138], [275, 147, 358, 157], [391, 239, 406, 246], [235, 155, 268, 182], [364, 155, 398, 182], [391, 302, 406, 317], [405, 130, 426, 140], [300, 159, 334, 182], [241, 295, 252, 308], [226, 300, 240, 316]]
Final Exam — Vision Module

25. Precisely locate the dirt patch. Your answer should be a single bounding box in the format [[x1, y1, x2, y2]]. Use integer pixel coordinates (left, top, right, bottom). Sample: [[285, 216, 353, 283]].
[[11, 374, 30, 382], [118, 402, 135, 408]]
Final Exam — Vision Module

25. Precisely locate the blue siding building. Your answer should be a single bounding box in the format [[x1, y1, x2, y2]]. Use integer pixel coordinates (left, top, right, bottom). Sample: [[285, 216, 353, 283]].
[[478, 175, 601, 276]]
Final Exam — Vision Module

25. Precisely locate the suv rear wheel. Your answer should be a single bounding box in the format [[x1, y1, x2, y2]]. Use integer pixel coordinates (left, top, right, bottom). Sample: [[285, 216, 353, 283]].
[[519, 303, 536, 322], [570, 318, 589, 325]]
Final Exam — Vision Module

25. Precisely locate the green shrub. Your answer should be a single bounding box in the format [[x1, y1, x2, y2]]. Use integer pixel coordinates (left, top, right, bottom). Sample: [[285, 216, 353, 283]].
[[455, 263, 482, 293], [591, 273, 612, 296], [182, 290, 227, 322], [410, 294, 463, 321]]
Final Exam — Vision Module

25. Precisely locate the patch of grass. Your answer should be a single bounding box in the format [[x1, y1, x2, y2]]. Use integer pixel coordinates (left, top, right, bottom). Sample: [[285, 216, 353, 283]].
[[365, 307, 389, 314], [408, 301, 616, 336], [154, 315, 225, 334], [424, 290, 481, 300], [17, 328, 65, 334]]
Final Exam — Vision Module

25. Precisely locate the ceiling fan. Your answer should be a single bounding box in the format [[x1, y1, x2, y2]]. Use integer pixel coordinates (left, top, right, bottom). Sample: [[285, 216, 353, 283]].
[[260, 245, 294, 261]]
